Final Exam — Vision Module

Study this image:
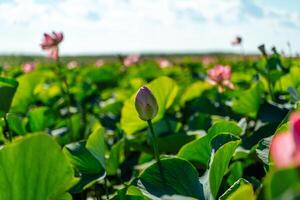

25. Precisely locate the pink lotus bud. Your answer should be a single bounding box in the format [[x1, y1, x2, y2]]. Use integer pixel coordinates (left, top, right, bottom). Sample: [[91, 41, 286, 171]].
[[231, 36, 242, 45], [135, 86, 158, 121], [207, 65, 234, 92], [40, 31, 64, 60], [270, 112, 300, 168], [123, 54, 140, 67], [22, 62, 36, 73]]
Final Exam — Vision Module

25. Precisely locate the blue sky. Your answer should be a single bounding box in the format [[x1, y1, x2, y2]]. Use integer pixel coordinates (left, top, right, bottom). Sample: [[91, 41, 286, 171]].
[[0, 0, 300, 55]]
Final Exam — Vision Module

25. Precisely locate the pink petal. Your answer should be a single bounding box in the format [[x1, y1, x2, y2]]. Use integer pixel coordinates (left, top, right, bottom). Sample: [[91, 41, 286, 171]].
[[207, 79, 217, 86], [158, 59, 171, 68], [270, 132, 296, 168], [41, 33, 55, 49], [294, 151, 300, 166], [208, 67, 221, 82], [291, 113, 300, 150], [44, 33, 54, 43], [222, 65, 231, 80], [22, 63, 36, 73], [222, 80, 234, 89], [47, 47, 58, 60], [40, 31, 63, 51], [53, 31, 64, 43], [123, 54, 140, 67]]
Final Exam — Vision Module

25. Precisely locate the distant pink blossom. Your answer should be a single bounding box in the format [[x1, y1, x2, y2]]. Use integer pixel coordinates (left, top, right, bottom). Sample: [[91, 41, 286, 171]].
[[202, 56, 216, 67], [158, 59, 172, 68], [207, 65, 234, 92], [67, 60, 78, 69], [231, 36, 242, 46], [22, 62, 36, 73], [95, 59, 105, 67], [270, 113, 300, 168], [3, 64, 10, 71], [123, 54, 140, 67], [40, 31, 64, 60]]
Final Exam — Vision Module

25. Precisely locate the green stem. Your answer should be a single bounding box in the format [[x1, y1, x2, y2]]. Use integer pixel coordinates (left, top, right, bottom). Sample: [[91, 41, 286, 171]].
[[147, 120, 167, 186], [147, 120, 161, 164], [55, 59, 74, 139], [263, 55, 275, 102], [104, 176, 109, 200], [3, 113, 12, 142], [267, 77, 275, 102], [56, 59, 72, 108]]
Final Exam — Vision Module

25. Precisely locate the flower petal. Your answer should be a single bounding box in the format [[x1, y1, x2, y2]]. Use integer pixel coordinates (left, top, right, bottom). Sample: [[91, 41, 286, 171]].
[[291, 112, 300, 150], [270, 132, 296, 168]]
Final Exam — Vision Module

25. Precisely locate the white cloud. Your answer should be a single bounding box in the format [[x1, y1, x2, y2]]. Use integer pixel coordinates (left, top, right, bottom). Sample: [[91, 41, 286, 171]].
[[0, 0, 299, 55]]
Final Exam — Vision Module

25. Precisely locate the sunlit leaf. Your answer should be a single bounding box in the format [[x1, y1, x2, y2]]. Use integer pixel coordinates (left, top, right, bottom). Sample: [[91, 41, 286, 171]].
[[178, 121, 241, 167], [121, 76, 178, 135], [0, 133, 77, 199], [209, 136, 240, 198], [232, 82, 263, 118], [138, 157, 204, 199]]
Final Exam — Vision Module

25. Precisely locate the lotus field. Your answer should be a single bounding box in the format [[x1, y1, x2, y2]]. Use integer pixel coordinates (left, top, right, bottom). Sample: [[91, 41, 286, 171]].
[[1, 33, 300, 200]]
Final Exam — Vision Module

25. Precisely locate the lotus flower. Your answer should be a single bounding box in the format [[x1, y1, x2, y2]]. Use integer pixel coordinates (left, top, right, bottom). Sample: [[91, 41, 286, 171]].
[[40, 31, 64, 60], [95, 59, 105, 67], [123, 54, 140, 67], [202, 56, 215, 66], [270, 113, 300, 168], [158, 59, 172, 68], [135, 86, 158, 121], [207, 65, 234, 92], [231, 36, 242, 45], [67, 60, 78, 69], [22, 62, 36, 73]]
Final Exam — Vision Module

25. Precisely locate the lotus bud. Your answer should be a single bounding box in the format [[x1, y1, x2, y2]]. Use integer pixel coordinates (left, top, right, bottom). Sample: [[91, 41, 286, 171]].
[[271, 46, 278, 54], [258, 44, 267, 57], [135, 86, 158, 121]]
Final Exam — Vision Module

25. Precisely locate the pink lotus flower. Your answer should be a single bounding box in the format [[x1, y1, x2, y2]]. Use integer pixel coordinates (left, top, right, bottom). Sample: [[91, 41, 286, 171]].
[[22, 62, 36, 73], [207, 65, 234, 92], [67, 60, 78, 69], [231, 36, 242, 46], [123, 54, 140, 67], [40, 31, 63, 60], [270, 113, 300, 168], [158, 59, 172, 68], [95, 59, 105, 67]]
